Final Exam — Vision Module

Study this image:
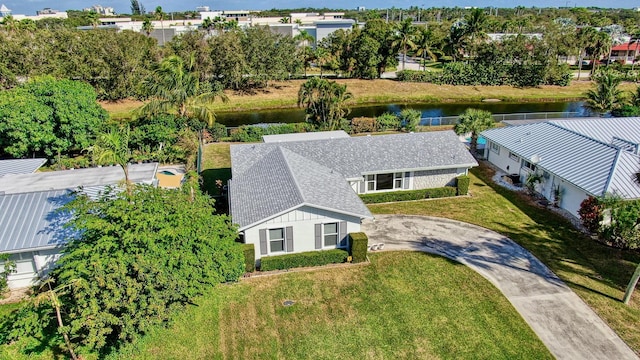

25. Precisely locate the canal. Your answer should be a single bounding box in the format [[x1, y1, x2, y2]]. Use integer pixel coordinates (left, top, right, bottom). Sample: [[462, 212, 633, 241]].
[[216, 101, 588, 127]]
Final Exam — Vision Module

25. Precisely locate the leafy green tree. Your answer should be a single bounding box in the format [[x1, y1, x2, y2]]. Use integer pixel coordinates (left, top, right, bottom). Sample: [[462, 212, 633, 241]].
[[87, 126, 133, 188], [415, 26, 439, 70], [241, 26, 300, 86], [399, 109, 421, 132], [298, 77, 353, 130], [130, 0, 145, 15], [361, 19, 397, 77], [2, 185, 244, 354], [453, 108, 495, 154], [393, 19, 417, 71], [142, 18, 153, 36], [209, 31, 247, 89], [585, 68, 624, 115]]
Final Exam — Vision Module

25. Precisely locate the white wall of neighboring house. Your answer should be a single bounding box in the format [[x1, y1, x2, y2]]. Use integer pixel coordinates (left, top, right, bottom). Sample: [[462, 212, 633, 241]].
[[484, 141, 590, 217], [348, 168, 468, 195], [1, 248, 61, 289], [242, 206, 362, 263]]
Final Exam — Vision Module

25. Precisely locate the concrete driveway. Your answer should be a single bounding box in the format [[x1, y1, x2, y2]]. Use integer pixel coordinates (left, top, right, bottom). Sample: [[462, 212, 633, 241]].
[[362, 215, 638, 360]]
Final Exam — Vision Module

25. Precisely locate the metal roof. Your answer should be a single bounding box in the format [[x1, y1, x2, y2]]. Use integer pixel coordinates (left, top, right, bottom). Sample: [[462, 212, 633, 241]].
[[262, 130, 350, 143], [0, 163, 158, 194], [482, 122, 640, 198], [0, 158, 47, 177], [550, 117, 640, 151], [229, 147, 372, 230], [0, 190, 76, 253], [232, 131, 478, 180]]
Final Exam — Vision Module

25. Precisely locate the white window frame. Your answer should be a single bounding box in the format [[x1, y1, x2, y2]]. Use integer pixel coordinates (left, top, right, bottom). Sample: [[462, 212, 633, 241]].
[[268, 227, 286, 254], [522, 160, 536, 172], [490, 142, 500, 154], [322, 222, 340, 248], [365, 172, 406, 193], [509, 152, 520, 162]]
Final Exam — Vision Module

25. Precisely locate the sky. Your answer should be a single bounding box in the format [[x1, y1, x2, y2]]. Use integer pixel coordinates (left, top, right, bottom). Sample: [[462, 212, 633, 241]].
[[2, 0, 637, 16]]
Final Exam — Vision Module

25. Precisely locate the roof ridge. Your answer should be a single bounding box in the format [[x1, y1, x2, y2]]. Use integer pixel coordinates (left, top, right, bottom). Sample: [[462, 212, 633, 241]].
[[545, 121, 621, 150], [603, 148, 623, 196], [276, 147, 307, 204]]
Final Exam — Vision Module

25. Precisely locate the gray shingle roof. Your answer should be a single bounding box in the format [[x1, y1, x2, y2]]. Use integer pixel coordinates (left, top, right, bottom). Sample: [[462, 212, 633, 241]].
[[0, 163, 158, 194], [262, 130, 350, 143], [482, 122, 640, 198], [550, 117, 640, 151], [229, 146, 372, 229], [0, 190, 76, 253], [232, 131, 478, 180], [0, 158, 47, 177]]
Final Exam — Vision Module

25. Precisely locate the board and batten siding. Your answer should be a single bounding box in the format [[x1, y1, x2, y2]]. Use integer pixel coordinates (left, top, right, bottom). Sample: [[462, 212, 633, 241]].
[[243, 205, 362, 262]]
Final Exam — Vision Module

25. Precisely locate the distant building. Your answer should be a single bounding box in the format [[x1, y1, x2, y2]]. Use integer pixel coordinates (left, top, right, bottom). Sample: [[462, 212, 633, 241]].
[[357, 6, 366, 11], [0, 4, 11, 17], [196, 6, 210, 12], [83, 5, 115, 16], [37, 8, 61, 15]]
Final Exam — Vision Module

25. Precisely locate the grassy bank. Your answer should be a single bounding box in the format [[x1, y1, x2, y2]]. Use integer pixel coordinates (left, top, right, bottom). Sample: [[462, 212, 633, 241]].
[[110, 252, 551, 360], [100, 79, 637, 119], [369, 164, 640, 353]]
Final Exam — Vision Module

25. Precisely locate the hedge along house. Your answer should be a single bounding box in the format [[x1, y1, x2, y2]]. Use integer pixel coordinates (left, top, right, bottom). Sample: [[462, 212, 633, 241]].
[[229, 131, 478, 265], [481, 118, 640, 218], [0, 163, 159, 289]]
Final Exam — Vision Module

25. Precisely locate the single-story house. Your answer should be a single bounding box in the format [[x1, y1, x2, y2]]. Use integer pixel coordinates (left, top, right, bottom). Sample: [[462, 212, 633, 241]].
[[609, 42, 640, 64], [0, 163, 159, 289], [229, 131, 478, 264], [481, 118, 640, 217]]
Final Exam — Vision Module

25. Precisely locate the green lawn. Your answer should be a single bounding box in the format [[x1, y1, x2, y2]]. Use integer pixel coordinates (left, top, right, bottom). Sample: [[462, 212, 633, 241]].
[[109, 252, 551, 360], [370, 163, 640, 353], [201, 142, 233, 196]]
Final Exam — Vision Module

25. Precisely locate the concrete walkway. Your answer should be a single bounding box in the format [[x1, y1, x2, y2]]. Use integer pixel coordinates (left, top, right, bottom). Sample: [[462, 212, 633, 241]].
[[362, 215, 638, 360]]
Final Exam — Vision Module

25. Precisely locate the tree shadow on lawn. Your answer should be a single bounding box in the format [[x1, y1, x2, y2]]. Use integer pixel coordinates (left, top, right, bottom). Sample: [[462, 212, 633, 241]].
[[201, 168, 231, 196]]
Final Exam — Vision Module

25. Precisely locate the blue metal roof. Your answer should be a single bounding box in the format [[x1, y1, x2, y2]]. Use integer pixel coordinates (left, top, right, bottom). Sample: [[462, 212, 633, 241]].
[[0, 158, 46, 177]]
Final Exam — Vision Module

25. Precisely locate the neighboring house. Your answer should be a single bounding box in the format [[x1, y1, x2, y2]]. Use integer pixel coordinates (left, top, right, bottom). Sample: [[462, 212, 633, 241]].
[[481, 118, 640, 217], [609, 42, 640, 64], [229, 131, 478, 265], [0, 158, 47, 177], [0, 163, 159, 289]]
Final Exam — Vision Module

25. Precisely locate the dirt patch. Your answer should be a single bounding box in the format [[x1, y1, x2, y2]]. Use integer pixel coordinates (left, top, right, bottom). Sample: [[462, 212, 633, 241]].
[[0, 287, 30, 304]]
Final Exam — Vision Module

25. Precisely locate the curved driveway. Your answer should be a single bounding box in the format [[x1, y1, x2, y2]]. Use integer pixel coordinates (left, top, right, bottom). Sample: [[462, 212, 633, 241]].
[[362, 215, 637, 360]]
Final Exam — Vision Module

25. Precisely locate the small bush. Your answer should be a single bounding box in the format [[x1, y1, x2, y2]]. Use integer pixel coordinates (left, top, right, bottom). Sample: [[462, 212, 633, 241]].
[[260, 249, 349, 271], [611, 105, 640, 117], [359, 187, 457, 204], [242, 244, 255, 273], [456, 175, 470, 196], [230, 123, 315, 142], [0, 253, 16, 296], [208, 122, 228, 142], [399, 109, 421, 132], [349, 232, 368, 263], [579, 196, 603, 234], [376, 112, 400, 131], [350, 117, 377, 133]]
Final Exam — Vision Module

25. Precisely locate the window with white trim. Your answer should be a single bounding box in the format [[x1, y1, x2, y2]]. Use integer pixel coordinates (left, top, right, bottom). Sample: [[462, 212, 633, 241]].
[[490, 142, 500, 154], [509, 152, 520, 162], [522, 160, 536, 171], [323, 223, 339, 247], [269, 228, 285, 253], [366, 174, 375, 191], [365, 172, 406, 192]]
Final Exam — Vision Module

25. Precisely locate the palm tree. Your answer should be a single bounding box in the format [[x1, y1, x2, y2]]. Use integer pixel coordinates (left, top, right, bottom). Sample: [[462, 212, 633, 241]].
[[576, 27, 598, 80], [280, 16, 291, 24], [445, 24, 467, 62], [584, 68, 624, 115], [294, 29, 315, 48], [393, 19, 417, 71], [201, 17, 213, 35], [590, 31, 612, 74], [453, 108, 495, 155], [415, 26, 438, 70], [155, 6, 165, 45], [87, 127, 133, 191], [297, 77, 353, 130], [461, 8, 488, 57], [142, 18, 153, 37]]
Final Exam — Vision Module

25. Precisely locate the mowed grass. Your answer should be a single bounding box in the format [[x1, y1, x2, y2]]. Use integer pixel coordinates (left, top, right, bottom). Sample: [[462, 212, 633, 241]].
[[99, 80, 638, 117], [201, 142, 233, 196], [370, 164, 640, 353], [110, 252, 551, 360]]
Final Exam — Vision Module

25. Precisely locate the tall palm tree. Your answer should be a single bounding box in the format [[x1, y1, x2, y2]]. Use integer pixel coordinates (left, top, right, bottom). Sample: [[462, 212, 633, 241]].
[[415, 26, 438, 70], [201, 17, 213, 35], [139, 55, 228, 145], [142, 18, 153, 37], [87, 127, 132, 190], [453, 108, 495, 155], [590, 31, 612, 74], [584, 68, 624, 115], [393, 19, 417, 71], [627, 31, 640, 69], [577, 27, 598, 80], [445, 24, 467, 62], [155, 6, 165, 45], [294, 29, 315, 48], [461, 8, 488, 57]]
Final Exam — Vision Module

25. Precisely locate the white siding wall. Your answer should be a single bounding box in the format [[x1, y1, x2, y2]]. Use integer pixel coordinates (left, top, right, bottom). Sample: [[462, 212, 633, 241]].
[[243, 205, 362, 263], [486, 142, 522, 175], [1, 248, 61, 289], [413, 168, 465, 188]]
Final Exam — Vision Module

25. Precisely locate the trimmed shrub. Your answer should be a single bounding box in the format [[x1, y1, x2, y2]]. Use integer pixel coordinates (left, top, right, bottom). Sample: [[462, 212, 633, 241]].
[[456, 175, 470, 196], [349, 232, 368, 263], [208, 122, 228, 142], [376, 112, 400, 131], [399, 109, 421, 132], [579, 196, 604, 234], [242, 244, 255, 273], [350, 117, 377, 133], [359, 187, 457, 204], [260, 249, 349, 271]]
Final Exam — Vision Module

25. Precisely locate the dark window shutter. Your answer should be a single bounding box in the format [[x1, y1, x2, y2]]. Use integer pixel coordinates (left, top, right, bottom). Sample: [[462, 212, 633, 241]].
[[259, 229, 267, 255], [314, 224, 322, 249], [359, 180, 365, 194], [403, 172, 410, 189], [285, 226, 293, 252], [339, 221, 347, 247]]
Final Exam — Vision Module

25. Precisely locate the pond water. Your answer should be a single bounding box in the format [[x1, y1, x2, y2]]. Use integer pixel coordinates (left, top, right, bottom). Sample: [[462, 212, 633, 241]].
[[216, 101, 588, 127]]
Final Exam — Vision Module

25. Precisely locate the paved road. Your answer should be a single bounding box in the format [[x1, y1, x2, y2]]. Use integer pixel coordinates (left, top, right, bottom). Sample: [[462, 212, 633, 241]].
[[362, 215, 638, 360]]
